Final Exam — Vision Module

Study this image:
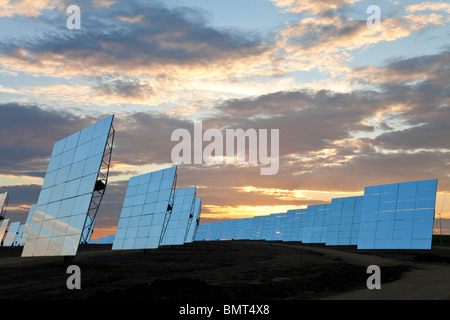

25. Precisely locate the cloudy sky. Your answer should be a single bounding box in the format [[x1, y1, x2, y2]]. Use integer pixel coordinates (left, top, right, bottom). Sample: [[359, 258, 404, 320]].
[[1, 0, 449, 239]]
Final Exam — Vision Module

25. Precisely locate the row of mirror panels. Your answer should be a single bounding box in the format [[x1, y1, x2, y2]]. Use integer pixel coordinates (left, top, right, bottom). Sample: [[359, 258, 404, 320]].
[[195, 179, 438, 250], [93, 197, 200, 246], [10, 166, 201, 253], [96, 196, 200, 245], [4, 115, 204, 255], [21, 116, 114, 257], [6, 113, 434, 253], [112, 166, 202, 251]]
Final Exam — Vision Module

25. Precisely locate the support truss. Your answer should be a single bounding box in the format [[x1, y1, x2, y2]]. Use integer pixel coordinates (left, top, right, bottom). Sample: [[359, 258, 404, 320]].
[[159, 172, 177, 245], [184, 192, 197, 242], [80, 123, 115, 244]]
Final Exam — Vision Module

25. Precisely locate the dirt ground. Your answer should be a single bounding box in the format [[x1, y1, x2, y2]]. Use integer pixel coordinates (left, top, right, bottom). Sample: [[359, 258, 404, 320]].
[[0, 240, 449, 301]]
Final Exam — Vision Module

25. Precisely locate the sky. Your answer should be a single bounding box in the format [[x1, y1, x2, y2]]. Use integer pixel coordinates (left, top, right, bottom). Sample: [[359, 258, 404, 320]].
[[0, 0, 449, 239]]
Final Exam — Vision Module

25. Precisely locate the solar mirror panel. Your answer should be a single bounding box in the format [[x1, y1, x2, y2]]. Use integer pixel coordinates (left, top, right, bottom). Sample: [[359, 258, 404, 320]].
[[215, 220, 226, 240], [22, 115, 114, 257], [326, 196, 363, 246], [231, 219, 241, 240], [19, 204, 35, 246], [3, 221, 20, 246], [229, 219, 239, 240], [300, 205, 316, 243], [16, 224, 25, 246], [112, 166, 177, 250], [223, 219, 233, 240], [280, 211, 295, 241], [0, 192, 8, 215], [160, 187, 196, 245], [209, 222, 219, 241], [236, 218, 248, 240], [217, 220, 226, 240], [0, 219, 9, 243], [193, 222, 208, 241], [263, 213, 282, 241], [217, 219, 230, 240], [210, 221, 222, 241], [273, 213, 285, 241], [206, 221, 218, 241], [286, 209, 305, 242], [251, 215, 265, 240], [312, 204, 330, 243], [259, 215, 271, 240], [205, 222, 214, 241], [357, 179, 437, 249], [238, 218, 252, 240], [349, 196, 363, 245]]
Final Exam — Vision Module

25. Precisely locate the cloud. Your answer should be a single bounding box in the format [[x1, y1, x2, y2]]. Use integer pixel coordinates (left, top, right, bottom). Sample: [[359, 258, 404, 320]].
[[0, 1, 273, 112], [3, 0, 447, 116], [268, 1, 450, 81], [352, 50, 450, 86], [350, 49, 450, 152], [0, 103, 94, 178], [405, 2, 450, 14], [92, 75, 155, 104], [0, 0, 117, 18], [0, 0, 66, 17], [208, 88, 381, 156], [1, 38, 450, 230], [0, 3, 268, 78], [270, 0, 361, 15]]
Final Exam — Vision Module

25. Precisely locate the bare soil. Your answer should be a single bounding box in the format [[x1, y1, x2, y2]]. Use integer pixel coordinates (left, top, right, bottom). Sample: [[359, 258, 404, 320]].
[[0, 240, 449, 301]]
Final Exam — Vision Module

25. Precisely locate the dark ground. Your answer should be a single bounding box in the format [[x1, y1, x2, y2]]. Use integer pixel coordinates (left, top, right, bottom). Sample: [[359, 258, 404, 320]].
[[1, 239, 449, 301]]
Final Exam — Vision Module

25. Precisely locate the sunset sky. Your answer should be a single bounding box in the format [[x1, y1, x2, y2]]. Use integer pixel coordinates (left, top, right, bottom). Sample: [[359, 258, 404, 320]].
[[0, 0, 449, 239]]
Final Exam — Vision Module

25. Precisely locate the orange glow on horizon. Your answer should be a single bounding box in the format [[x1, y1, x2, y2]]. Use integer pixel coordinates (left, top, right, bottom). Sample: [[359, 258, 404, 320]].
[[200, 204, 305, 221]]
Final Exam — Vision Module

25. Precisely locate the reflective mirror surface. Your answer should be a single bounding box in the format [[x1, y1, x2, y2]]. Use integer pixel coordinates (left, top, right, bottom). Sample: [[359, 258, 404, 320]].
[[112, 166, 177, 250], [160, 187, 196, 246], [194, 179, 437, 250], [22, 115, 114, 257]]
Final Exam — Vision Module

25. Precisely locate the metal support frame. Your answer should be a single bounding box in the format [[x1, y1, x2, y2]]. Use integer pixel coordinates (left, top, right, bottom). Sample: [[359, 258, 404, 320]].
[[192, 199, 202, 240], [159, 172, 177, 245], [80, 123, 115, 244], [184, 191, 197, 242]]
